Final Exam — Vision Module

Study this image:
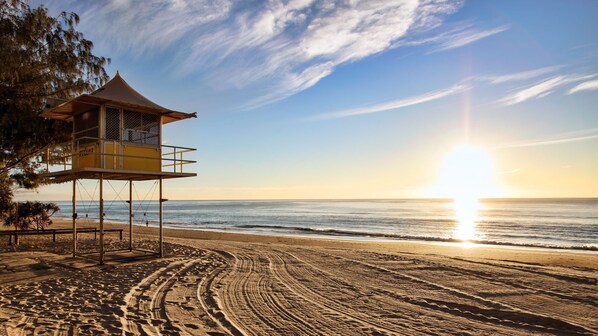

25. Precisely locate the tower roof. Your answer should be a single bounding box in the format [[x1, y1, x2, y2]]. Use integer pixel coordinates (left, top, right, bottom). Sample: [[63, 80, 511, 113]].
[[42, 72, 196, 124]]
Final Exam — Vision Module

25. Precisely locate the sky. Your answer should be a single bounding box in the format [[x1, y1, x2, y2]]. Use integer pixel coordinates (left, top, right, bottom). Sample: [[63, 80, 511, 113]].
[[18, 0, 598, 201]]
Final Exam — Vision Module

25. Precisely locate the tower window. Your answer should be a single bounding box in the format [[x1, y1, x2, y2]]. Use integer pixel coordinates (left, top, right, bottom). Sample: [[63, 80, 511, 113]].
[[123, 110, 160, 145], [74, 107, 99, 145], [105, 107, 121, 141]]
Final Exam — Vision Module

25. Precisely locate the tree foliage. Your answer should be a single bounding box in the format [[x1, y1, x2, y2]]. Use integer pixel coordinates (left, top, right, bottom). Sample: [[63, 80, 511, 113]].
[[0, 0, 109, 188], [3, 201, 59, 230], [0, 0, 109, 229]]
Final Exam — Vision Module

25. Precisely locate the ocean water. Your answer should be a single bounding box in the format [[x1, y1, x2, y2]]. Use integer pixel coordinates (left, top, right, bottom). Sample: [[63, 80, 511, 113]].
[[53, 199, 598, 251]]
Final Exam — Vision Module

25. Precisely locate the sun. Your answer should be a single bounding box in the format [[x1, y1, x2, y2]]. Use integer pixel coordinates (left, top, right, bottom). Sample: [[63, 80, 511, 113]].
[[438, 144, 497, 201]]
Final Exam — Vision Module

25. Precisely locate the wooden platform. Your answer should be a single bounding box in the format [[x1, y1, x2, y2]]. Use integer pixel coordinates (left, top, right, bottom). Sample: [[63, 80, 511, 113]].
[[43, 167, 196, 183]]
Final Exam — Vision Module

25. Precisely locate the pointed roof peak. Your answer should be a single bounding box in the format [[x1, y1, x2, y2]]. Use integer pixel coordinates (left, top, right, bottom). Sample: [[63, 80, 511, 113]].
[[91, 72, 166, 111], [42, 71, 197, 124]]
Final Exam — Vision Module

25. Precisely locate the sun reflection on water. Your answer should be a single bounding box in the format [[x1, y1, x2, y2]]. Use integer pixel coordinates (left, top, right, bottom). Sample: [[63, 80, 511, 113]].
[[452, 197, 481, 244]]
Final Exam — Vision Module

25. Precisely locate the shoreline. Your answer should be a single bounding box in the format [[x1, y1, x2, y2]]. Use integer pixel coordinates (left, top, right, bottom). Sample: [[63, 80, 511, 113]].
[[49, 215, 598, 252], [43, 219, 598, 268]]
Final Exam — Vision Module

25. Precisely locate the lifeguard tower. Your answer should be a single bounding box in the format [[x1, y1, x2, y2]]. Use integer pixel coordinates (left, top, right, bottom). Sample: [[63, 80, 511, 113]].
[[42, 71, 196, 264]]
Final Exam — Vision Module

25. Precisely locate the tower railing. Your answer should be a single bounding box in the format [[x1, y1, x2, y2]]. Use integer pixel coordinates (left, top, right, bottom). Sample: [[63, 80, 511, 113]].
[[42, 136, 196, 174]]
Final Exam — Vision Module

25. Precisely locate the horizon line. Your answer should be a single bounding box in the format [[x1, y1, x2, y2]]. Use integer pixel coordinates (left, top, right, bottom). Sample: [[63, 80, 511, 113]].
[[42, 196, 598, 202]]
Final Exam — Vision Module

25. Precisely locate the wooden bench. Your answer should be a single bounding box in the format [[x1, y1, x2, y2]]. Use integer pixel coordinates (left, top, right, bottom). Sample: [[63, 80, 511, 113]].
[[0, 228, 124, 245]]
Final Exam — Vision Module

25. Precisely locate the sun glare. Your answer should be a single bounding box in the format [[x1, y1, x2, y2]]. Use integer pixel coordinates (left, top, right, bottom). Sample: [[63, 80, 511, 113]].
[[452, 196, 480, 242], [438, 144, 496, 242]]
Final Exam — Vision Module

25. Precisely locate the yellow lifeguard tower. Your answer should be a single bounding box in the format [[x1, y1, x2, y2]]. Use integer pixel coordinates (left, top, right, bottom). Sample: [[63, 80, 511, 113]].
[[42, 71, 196, 264]]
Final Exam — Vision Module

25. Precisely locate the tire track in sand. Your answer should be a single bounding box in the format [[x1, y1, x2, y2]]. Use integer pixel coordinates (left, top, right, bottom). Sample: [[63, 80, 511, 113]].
[[266, 252, 408, 335], [195, 250, 244, 336], [214, 251, 313, 335], [120, 254, 234, 336], [344, 250, 598, 328], [214, 247, 382, 335], [304, 249, 596, 335]]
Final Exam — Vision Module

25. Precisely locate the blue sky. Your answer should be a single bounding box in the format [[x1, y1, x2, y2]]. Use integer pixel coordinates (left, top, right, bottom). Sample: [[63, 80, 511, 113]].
[[23, 0, 598, 200]]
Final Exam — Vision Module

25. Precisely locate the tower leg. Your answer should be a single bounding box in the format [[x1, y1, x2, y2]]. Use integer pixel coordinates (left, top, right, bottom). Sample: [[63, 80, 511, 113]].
[[129, 179, 133, 252], [159, 177, 163, 258], [72, 179, 77, 258], [99, 174, 104, 265]]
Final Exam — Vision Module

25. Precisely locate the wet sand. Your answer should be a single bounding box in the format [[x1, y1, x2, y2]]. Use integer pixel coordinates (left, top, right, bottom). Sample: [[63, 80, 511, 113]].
[[0, 220, 597, 335]]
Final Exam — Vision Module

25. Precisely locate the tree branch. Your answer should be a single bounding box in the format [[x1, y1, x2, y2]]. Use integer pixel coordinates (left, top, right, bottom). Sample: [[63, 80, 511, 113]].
[[0, 143, 51, 176]]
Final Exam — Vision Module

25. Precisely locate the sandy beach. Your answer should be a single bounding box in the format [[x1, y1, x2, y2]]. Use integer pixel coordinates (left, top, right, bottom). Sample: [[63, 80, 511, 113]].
[[0, 220, 597, 335], [3, 0, 598, 335]]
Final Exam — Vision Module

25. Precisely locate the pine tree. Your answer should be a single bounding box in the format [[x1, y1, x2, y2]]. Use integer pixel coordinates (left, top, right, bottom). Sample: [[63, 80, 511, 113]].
[[0, 0, 109, 229]]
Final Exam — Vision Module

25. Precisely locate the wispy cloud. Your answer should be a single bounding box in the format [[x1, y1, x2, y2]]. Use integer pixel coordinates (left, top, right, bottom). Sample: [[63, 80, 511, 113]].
[[568, 79, 598, 94], [431, 24, 508, 52], [79, 0, 233, 55], [397, 21, 509, 53], [498, 73, 597, 106], [499, 76, 567, 106], [310, 82, 469, 120], [496, 127, 598, 149], [480, 66, 561, 84], [47, 0, 465, 110]]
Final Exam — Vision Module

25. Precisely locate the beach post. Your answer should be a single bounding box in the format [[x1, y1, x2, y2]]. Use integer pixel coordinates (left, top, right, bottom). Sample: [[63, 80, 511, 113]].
[[129, 179, 133, 252], [72, 178, 77, 257], [159, 176, 163, 258], [99, 173, 104, 265]]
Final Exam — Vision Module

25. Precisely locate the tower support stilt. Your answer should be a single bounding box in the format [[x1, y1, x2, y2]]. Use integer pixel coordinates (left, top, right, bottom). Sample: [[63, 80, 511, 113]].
[[159, 177, 163, 258], [129, 179, 133, 251], [72, 178, 77, 257], [99, 174, 104, 265]]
